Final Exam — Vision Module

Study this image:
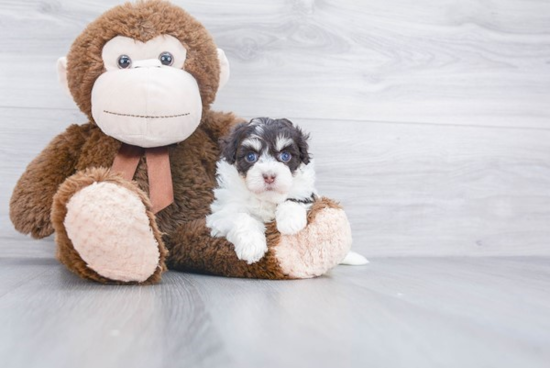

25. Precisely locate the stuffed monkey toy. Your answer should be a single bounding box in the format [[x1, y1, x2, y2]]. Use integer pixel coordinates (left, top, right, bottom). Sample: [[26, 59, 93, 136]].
[[9, 0, 353, 284]]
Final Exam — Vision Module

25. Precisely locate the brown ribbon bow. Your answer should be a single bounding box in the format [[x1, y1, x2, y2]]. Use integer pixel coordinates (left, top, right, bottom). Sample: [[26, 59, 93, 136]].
[[111, 143, 174, 214]]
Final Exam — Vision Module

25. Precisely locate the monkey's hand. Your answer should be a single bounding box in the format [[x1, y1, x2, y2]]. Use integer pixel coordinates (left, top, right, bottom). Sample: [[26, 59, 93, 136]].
[[10, 124, 90, 238]]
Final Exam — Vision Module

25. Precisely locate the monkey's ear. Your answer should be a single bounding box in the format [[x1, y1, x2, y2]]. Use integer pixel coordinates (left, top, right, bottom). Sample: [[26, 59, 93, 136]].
[[56, 56, 71, 97], [217, 49, 230, 92]]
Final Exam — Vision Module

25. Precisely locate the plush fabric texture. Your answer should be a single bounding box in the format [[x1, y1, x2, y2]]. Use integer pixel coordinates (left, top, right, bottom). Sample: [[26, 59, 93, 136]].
[[66, 0, 220, 120], [10, 124, 91, 239], [65, 181, 161, 282], [91, 56, 203, 147], [275, 204, 353, 278], [166, 197, 348, 279], [101, 35, 188, 71], [51, 167, 167, 285], [9, 0, 353, 284]]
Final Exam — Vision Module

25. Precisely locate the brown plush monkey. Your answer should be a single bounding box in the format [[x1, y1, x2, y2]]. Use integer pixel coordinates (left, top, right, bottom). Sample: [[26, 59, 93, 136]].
[[9, 0, 352, 284]]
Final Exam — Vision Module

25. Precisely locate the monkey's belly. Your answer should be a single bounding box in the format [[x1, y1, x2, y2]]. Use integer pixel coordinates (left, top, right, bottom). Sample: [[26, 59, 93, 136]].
[[132, 157, 216, 235]]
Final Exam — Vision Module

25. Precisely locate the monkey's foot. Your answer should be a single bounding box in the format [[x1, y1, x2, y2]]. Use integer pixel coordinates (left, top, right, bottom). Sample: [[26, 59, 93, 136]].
[[52, 168, 167, 284], [271, 198, 352, 278]]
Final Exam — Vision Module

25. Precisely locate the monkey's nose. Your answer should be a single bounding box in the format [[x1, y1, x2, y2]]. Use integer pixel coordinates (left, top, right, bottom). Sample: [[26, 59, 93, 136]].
[[132, 59, 162, 68], [263, 174, 276, 184]]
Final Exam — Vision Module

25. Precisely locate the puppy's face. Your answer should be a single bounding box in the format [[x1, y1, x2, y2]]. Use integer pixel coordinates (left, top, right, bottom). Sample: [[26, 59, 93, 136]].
[[221, 117, 311, 203]]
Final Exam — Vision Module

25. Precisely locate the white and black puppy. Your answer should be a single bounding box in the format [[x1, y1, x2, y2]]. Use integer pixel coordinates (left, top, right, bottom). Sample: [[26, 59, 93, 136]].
[[206, 117, 317, 264]]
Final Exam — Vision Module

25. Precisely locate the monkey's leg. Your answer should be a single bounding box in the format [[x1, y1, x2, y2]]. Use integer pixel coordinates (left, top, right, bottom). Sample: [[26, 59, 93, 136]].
[[51, 168, 167, 284], [165, 198, 352, 279]]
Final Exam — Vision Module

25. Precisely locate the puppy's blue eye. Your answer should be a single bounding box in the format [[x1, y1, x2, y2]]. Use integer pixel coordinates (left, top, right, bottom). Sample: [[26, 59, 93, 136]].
[[278, 152, 292, 162], [245, 152, 258, 163], [117, 55, 132, 69]]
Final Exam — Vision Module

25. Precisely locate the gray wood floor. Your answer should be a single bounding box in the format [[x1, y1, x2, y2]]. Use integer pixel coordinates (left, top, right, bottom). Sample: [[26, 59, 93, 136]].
[[1, 1, 550, 367], [1, 256, 549, 368]]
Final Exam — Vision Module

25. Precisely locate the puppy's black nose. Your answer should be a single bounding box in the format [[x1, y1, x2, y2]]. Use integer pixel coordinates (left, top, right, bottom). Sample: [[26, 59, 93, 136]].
[[263, 174, 276, 184]]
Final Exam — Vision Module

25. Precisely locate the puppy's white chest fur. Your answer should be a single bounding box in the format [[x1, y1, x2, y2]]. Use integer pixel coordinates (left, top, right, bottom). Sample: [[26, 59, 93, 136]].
[[247, 198, 278, 223]]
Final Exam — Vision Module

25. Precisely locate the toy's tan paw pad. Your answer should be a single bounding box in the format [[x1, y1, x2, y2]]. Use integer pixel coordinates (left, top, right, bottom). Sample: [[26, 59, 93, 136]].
[[64, 182, 160, 282], [275, 208, 352, 278]]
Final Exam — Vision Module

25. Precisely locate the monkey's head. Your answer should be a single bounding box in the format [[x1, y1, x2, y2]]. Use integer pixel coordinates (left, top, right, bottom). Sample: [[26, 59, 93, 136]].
[[57, 0, 229, 148]]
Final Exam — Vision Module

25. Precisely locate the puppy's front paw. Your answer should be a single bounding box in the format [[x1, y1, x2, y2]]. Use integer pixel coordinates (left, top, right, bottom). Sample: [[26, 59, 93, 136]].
[[276, 202, 308, 235], [231, 232, 268, 264]]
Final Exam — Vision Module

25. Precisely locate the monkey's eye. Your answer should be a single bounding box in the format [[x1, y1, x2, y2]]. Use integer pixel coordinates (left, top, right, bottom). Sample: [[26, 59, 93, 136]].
[[278, 152, 292, 162], [159, 52, 174, 66], [117, 55, 132, 69], [245, 152, 258, 163]]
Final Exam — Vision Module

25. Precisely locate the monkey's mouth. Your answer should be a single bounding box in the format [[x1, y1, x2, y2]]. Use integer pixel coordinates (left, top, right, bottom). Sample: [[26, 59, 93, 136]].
[[103, 110, 190, 119]]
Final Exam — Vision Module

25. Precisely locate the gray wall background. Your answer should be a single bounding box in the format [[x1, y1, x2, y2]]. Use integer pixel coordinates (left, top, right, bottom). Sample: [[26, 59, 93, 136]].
[[1, 0, 550, 258]]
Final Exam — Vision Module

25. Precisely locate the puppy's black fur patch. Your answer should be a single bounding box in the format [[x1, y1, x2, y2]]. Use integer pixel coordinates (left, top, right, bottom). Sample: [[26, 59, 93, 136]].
[[220, 117, 311, 175]]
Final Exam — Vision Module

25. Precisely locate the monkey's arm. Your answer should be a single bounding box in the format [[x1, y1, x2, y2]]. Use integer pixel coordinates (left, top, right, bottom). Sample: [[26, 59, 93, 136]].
[[166, 197, 352, 279], [10, 124, 91, 238]]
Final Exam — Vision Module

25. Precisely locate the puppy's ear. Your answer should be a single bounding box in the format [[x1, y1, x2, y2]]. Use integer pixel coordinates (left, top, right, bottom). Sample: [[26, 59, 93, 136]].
[[220, 123, 249, 164], [295, 126, 311, 165], [279, 118, 294, 128]]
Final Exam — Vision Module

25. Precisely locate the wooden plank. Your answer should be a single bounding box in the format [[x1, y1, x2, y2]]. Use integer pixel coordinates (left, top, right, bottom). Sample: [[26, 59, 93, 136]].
[[1, 0, 550, 128], [0, 257, 548, 368], [2, 107, 550, 258], [297, 117, 550, 257], [0, 261, 234, 368], [0, 258, 57, 297]]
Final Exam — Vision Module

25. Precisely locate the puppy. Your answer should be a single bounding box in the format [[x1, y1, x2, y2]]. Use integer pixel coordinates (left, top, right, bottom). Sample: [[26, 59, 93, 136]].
[[206, 117, 316, 264]]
